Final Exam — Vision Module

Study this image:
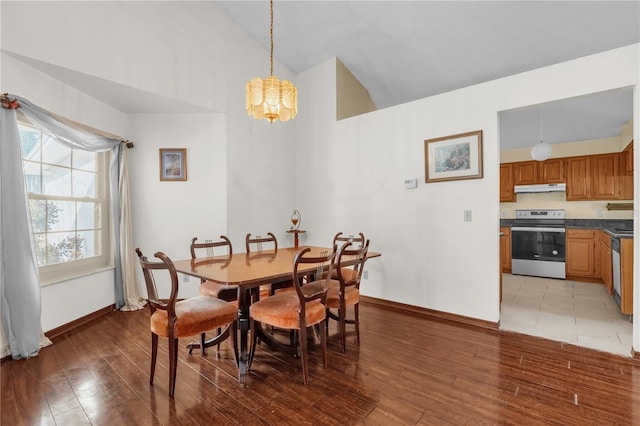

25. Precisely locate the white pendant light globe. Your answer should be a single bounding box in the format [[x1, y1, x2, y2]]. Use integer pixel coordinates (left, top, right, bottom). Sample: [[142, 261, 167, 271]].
[[531, 140, 552, 161]]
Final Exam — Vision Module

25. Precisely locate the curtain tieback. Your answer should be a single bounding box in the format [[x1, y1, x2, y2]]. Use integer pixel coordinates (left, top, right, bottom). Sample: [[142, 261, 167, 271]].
[[1, 93, 20, 109]]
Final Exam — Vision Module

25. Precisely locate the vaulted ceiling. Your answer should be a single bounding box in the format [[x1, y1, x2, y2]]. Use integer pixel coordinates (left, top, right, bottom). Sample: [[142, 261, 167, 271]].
[[215, 1, 639, 149]]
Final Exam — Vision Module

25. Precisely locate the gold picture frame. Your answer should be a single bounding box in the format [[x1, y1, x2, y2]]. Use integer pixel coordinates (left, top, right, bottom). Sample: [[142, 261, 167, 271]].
[[159, 148, 187, 181], [424, 130, 483, 183]]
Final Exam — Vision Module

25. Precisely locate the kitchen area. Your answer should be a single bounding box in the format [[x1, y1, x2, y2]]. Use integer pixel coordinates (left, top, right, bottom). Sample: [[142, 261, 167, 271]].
[[498, 88, 635, 357]]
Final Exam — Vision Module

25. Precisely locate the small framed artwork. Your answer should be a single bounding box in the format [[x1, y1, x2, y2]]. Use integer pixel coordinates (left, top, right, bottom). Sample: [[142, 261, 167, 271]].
[[159, 148, 187, 181], [424, 130, 483, 183]]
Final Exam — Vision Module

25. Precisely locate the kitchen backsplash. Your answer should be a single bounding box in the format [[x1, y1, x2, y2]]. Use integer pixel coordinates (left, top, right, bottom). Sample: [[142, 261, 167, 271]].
[[500, 191, 634, 219]]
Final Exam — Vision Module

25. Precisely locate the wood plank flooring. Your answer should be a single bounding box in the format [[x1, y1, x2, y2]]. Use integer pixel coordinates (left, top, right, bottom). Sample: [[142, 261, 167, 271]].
[[2, 302, 639, 425]]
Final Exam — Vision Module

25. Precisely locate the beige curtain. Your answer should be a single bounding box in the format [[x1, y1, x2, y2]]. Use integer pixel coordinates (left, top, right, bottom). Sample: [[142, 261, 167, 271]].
[[118, 148, 146, 311]]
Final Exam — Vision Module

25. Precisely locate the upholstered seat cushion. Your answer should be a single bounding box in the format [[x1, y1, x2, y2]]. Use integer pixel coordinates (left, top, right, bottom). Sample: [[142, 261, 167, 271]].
[[324, 280, 360, 309], [199, 280, 238, 301], [250, 292, 326, 329], [150, 296, 237, 338]]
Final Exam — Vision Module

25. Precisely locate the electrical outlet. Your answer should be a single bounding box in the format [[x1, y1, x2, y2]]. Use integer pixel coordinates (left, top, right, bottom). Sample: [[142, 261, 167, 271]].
[[363, 270, 368, 280], [464, 210, 472, 222], [182, 274, 189, 282]]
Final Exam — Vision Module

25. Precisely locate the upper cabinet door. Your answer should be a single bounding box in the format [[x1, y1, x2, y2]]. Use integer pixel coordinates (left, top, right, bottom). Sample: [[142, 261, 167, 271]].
[[538, 158, 565, 183], [591, 153, 619, 199], [623, 140, 634, 175], [513, 161, 538, 185], [500, 163, 515, 202], [566, 156, 591, 200], [619, 149, 634, 200]]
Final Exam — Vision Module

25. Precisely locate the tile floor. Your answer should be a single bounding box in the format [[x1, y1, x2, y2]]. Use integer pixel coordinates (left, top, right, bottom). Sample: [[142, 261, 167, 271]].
[[500, 273, 633, 357]]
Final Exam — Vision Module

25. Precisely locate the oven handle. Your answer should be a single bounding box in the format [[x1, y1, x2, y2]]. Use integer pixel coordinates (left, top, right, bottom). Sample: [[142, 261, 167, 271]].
[[511, 226, 565, 233]]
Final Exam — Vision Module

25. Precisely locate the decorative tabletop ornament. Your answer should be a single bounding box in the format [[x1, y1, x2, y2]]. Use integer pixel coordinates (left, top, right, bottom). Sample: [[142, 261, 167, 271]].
[[290, 209, 301, 230]]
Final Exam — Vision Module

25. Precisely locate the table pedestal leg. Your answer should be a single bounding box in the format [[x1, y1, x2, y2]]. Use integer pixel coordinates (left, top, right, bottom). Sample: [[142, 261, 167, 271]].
[[237, 288, 251, 385]]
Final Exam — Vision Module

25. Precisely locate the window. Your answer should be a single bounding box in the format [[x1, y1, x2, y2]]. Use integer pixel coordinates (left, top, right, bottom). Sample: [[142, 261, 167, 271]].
[[19, 122, 111, 284]]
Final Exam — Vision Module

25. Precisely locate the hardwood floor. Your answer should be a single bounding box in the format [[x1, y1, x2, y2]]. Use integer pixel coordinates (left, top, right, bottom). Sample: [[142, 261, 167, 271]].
[[2, 302, 639, 425]]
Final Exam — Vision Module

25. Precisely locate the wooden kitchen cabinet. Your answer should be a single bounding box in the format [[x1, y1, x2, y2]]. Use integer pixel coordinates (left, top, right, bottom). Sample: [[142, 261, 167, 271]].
[[619, 148, 634, 200], [599, 231, 612, 294], [500, 163, 516, 202], [566, 156, 591, 200], [500, 227, 511, 273], [620, 238, 634, 315], [623, 140, 633, 175], [513, 161, 538, 185], [538, 158, 565, 183], [591, 153, 619, 199], [503, 151, 632, 201], [566, 228, 598, 279]]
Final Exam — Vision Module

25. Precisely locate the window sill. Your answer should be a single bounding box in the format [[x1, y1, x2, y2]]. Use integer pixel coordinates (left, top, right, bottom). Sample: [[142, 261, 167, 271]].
[[40, 265, 115, 287]]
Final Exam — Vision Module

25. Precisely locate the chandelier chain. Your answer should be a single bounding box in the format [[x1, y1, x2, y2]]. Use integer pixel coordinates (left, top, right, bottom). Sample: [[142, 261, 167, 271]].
[[270, 0, 274, 76]]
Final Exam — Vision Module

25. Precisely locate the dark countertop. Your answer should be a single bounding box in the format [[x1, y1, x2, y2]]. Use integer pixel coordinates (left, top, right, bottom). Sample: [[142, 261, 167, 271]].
[[500, 218, 634, 238]]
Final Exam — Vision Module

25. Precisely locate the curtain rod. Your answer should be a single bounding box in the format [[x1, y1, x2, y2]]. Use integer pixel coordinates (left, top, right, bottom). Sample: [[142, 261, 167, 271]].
[[2, 93, 134, 149]]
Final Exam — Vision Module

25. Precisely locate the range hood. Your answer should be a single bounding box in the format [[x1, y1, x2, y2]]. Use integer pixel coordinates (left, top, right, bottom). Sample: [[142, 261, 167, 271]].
[[514, 183, 566, 193]]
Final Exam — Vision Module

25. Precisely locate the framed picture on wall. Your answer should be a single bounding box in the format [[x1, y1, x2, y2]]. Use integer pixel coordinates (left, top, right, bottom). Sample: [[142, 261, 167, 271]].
[[424, 130, 483, 183], [159, 148, 187, 181]]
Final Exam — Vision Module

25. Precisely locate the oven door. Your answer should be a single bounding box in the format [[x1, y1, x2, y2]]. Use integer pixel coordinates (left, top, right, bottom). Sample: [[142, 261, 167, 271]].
[[511, 227, 566, 261], [511, 226, 566, 279]]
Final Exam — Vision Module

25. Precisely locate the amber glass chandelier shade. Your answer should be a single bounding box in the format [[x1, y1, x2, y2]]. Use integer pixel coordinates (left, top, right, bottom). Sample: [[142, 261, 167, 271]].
[[245, 0, 297, 123], [246, 75, 297, 123]]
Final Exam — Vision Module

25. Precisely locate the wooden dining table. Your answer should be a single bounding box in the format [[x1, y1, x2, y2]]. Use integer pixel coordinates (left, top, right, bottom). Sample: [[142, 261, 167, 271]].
[[172, 245, 380, 385]]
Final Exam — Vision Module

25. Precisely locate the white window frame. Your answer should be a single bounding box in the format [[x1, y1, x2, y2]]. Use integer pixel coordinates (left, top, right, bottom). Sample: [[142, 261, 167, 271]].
[[19, 121, 112, 285]]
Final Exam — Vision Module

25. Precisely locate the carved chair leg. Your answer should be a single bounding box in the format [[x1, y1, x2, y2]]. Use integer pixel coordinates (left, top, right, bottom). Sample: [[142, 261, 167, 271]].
[[231, 320, 239, 368], [340, 303, 347, 353], [150, 333, 158, 385], [168, 337, 178, 398], [298, 324, 309, 385], [200, 332, 207, 356], [249, 319, 258, 371], [355, 303, 360, 343], [321, 319, 327, 369]]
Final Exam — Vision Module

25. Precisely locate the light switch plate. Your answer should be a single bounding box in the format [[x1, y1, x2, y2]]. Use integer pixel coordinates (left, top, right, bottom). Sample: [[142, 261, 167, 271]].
[[404, 178, 418, 189], [464, 210, 472, 221]]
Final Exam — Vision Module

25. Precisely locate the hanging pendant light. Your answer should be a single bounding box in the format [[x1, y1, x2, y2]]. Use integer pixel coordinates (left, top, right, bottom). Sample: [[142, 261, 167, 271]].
[[531, 111, 552, 161], [246, 0, 297, 123]]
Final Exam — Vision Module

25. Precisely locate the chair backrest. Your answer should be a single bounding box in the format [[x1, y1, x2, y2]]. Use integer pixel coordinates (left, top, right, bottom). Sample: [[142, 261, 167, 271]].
[[136, 248, 179, 317], [336, 239, 370, 289], [190, 236, 232, 259], [245, 232, 278, 253], [333, 232, 366, 248], [292, 246, 337, 304]]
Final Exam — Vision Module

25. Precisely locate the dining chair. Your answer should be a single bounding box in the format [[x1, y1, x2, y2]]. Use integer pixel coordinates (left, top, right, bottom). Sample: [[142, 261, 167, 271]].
[[325, 239, 370, 353], [190, 236, 238, 351], [190, 236, 237, 302], [333, 232, 366, 248], [136, 248, 238, 398], [246, 232, 293, 296], [331, 232, 366, 280], [249, 246, 336, 384]]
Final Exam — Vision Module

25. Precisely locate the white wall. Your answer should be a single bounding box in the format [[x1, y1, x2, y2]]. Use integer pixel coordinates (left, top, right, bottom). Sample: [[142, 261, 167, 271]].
[[128, 113, 228, 299]]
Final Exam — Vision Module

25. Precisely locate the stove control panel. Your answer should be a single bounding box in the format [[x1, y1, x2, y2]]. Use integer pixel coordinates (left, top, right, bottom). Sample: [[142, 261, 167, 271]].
[[515, 209, 565, 219]]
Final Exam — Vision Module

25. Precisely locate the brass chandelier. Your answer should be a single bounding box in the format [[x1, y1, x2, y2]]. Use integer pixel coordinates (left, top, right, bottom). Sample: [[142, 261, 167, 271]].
[[246, 0, 297, 123]]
